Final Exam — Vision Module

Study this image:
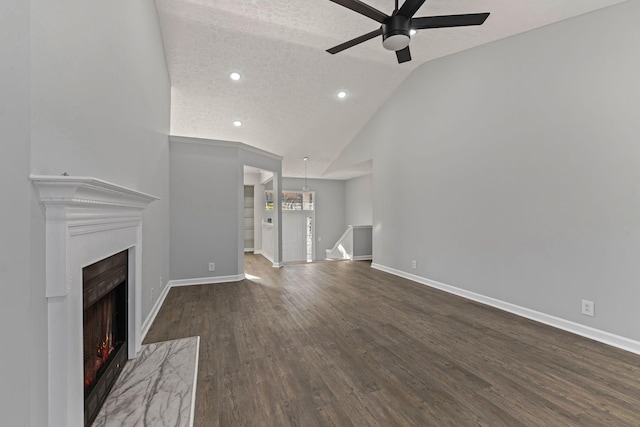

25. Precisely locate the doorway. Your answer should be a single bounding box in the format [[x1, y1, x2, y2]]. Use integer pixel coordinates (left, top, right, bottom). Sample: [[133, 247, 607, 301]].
[[282, 190, 315, 263], [243, 165, 278, 265]]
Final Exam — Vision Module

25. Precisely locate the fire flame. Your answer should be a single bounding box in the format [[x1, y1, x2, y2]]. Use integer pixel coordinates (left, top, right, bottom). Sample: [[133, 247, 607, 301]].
[[84, 334, 115, 388]]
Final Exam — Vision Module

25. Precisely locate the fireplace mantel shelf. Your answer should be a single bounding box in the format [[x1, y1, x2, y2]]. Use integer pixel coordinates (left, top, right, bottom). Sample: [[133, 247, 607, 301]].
[[30, 174, 160, 208]]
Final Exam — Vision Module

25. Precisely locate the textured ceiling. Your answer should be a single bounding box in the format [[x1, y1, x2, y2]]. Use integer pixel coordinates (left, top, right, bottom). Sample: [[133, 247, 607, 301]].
[[156, 0, 628, 179]]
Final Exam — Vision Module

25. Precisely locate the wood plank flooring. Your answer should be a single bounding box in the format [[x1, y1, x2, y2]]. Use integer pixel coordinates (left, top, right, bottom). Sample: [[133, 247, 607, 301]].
[[144, 254, 640, 426]]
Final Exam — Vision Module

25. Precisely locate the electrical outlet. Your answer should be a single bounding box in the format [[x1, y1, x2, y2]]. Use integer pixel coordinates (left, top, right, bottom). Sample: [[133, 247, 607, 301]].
[[581, 300, 594, 317], [411, 260, 417, 269], [208, 262, 215, 271]]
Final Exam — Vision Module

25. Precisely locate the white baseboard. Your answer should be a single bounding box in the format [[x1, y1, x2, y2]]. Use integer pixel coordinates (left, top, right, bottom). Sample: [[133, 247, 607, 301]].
[[371, 263, 640, 355], [140, 274, 245, 343], [141, 280, 172, 343], [352, 255, 372, 261], [169, 274, 245, 287], [259, 252, 274, 264], [254, 250, 282, 267], [244, 248, 254, 253]]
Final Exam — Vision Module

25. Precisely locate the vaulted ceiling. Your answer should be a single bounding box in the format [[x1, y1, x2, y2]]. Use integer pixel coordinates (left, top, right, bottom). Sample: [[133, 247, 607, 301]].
[[155, 0, 628, 178]]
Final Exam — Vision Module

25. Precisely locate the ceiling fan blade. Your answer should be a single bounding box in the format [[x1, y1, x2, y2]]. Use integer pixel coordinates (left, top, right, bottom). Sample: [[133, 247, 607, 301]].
[[397, 0, 426, 18], [395, 46, 412, 63], [412, 13, 490, 29], [327, 28, 383, 54], [327, 0, 389, 23]]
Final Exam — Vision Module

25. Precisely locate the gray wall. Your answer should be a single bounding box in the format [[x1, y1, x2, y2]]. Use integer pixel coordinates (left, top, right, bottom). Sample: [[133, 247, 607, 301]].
[[171, 141, 241, 279], [353, 227, 373, 258], [170, 137, 282, 279], [337, 1, 640, 341], [29, 0, 171, 319], [282, 178, 346, 259], [345, 174, 373, 226], [0, 1, 171, 424], [0, 0, 34, 424]]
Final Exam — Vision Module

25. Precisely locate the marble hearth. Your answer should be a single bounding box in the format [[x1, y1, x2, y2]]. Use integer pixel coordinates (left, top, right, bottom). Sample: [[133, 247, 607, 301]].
[[32, 175, 158, 427]]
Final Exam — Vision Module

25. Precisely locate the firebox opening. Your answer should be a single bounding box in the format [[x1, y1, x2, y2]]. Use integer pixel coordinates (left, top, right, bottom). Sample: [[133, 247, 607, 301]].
[[83, 250, 128, 427], [83, 283, 127, 394]]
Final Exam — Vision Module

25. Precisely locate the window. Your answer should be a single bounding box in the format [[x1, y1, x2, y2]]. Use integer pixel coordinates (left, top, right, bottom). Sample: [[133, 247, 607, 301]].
[[282, 191, 303, 210], [265, 191, 314, 211], [265, 191, 274, 210], [303, 192, 314, 211]]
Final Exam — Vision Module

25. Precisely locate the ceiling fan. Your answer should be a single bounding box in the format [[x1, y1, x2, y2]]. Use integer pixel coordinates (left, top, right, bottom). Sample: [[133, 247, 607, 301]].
[[326, 0, 490, 63]]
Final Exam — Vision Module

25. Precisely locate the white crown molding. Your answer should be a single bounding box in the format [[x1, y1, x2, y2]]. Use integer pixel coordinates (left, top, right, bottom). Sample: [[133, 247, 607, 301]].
[[371, 263, 640, 356], [169, 135, 283, 161]]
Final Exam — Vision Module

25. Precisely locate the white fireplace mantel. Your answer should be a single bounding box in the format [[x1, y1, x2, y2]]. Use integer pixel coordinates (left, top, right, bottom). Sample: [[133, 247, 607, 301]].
[[31, 174, 159, 427], [31, 174, 158, 207]]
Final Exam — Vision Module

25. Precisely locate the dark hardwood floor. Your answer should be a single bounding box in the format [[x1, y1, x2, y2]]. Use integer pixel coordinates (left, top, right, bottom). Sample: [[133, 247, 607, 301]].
[[144, 254, 640, 426]]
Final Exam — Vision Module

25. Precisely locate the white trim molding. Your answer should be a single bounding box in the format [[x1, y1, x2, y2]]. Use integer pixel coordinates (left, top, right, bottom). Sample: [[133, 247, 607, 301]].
[[169, 135, 283, 161], [352, 255, 373, 261], [169, 274, 246, 287], [31, 175, 159, 427], [141, 275, 245, 343], [371, 263, 640, 356], [141, 280, 172, 343], [253, 250, 282, 268]]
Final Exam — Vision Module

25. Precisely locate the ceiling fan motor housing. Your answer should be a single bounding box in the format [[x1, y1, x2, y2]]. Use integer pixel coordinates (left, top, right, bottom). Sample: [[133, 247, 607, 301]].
[[382, 15, 411, 51]]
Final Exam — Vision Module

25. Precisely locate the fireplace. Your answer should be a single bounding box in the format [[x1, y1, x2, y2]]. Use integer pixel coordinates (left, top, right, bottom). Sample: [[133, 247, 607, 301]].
[[32, 175, 158, 427], [83, 250, 129, 426]]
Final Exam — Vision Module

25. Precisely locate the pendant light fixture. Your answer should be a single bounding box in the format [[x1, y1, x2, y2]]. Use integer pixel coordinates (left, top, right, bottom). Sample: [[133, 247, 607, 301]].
[[302, 157, 309, 192]]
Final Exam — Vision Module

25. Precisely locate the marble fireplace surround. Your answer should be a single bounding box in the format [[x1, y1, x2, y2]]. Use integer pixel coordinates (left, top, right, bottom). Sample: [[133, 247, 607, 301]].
[[31, 175, 159, 427]]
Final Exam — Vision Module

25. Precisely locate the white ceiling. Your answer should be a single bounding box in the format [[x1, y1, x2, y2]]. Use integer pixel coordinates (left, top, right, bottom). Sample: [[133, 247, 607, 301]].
[[155, 0, 628, 179]]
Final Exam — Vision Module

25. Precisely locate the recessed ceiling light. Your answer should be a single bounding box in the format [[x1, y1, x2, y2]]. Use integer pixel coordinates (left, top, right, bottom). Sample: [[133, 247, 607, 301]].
[[337, 91, 347, 99], [233, 120, 242, 127], [410, 29, 417, 36], [229, 72, 241, 81]]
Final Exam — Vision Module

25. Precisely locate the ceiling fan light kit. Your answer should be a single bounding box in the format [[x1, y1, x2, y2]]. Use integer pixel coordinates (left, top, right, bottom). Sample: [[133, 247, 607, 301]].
[[326, 0, 490, 63], [382, 15, 410, 51]]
